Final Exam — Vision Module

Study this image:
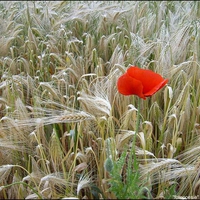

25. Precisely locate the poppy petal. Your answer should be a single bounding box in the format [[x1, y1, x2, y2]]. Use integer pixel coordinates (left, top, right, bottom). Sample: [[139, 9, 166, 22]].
[[144, 79, 168, 97], [117, 72, 146, 99], [127, 66, 168, 96]]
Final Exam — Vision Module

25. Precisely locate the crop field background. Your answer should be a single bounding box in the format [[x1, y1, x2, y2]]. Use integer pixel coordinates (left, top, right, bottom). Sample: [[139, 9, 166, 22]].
[[0, 1, 200, 199]]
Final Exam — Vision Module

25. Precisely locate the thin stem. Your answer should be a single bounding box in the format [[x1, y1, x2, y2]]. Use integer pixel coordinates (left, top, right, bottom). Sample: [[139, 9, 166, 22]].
[[131, 97, 141, 154], [135, 97, 141, 135], [128, 97, 141, 174], [1, 181, 43, 199]]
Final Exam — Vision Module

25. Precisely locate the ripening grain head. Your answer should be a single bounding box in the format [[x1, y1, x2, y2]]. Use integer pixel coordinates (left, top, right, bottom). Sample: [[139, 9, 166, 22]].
[[0, 1, 200, 199]]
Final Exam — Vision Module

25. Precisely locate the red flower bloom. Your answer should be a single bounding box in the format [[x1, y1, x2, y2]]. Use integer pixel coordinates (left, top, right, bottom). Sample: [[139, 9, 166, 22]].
[[117, 66, 168, 99]]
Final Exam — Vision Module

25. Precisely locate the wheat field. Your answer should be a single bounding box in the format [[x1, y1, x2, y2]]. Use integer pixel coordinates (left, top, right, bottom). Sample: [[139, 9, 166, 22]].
[[0, 1, 200, 199]]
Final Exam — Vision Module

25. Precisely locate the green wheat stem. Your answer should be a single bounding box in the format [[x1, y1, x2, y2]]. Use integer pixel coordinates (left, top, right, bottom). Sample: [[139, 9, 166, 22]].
[[1, 181, 43, 199]]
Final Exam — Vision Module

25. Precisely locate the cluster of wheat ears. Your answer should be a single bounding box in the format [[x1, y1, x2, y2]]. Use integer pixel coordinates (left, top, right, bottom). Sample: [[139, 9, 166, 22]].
[[0, 1, 200, 199]]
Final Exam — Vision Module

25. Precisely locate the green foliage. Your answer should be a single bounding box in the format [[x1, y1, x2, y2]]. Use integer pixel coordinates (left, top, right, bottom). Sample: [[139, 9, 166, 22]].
[[108, 150, 150, 199], [163, 183, 177, 199]]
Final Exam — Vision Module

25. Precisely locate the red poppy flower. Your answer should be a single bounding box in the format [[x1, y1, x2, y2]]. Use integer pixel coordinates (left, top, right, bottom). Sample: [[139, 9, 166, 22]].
[[117, 66, 168, 99]]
